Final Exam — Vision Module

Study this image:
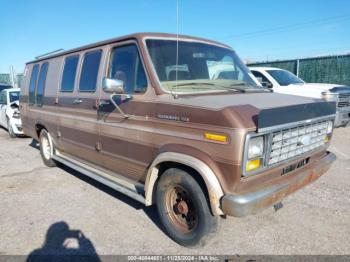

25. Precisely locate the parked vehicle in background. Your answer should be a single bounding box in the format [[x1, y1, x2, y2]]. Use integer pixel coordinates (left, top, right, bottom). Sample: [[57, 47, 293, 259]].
[[21, 33, 336, 247], [0, 84, 13, 92], [0, 88, 23, 137], [249, 67, 350, 127]]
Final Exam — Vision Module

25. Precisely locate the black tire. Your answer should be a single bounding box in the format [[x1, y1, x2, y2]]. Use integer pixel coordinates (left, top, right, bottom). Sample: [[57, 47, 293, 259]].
[[7, 118, 16, 138], [39, 129, 56, 167], [156, 168, 220, 247]]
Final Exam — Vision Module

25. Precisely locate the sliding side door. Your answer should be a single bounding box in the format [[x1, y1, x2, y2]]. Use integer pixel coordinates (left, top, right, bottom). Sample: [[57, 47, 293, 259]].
[[57, 48, 105, 166]]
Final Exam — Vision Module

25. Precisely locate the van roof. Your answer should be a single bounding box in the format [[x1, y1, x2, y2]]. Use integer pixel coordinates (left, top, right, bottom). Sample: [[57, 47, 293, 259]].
[[26, 32, 232, 64]]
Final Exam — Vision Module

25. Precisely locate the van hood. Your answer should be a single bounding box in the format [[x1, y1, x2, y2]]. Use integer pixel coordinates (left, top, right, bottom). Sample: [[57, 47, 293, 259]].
[[154, 92, 332, 129], [173, 91, 320, 110]]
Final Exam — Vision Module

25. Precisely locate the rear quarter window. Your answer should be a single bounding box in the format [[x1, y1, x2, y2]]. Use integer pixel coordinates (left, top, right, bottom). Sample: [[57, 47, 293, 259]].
[[79, 50, 102, 92], [28, 64, 40, 105], [36, 62, 49, 106]]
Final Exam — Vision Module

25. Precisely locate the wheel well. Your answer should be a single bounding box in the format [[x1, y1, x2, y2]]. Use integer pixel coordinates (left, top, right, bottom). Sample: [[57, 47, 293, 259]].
[[155, 161, 212, 214], [35, 124, 46, 138]]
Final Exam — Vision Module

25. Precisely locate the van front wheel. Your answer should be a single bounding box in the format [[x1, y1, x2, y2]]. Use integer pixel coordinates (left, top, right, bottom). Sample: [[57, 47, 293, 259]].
[[39, 129, 56, 167], [156, 168, 220, 247]]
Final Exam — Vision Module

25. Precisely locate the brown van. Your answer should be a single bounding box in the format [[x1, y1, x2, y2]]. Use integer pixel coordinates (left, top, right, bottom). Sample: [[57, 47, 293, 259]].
[[20, 33, 336, 247]]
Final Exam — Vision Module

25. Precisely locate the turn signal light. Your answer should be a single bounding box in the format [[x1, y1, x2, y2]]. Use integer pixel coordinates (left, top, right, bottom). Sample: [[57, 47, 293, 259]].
[[324, 135, 331, 143], [204, 133, 228, 143], [246, 159, 261, 172]]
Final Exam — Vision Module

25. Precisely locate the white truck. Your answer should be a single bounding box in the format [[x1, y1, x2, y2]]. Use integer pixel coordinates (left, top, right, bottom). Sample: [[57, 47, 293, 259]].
[[249, 67, 350, 127], [0, 88, 24, 137]]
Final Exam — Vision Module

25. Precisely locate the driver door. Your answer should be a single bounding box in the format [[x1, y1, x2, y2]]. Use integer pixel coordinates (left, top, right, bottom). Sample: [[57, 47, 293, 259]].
[[98, 42, 150, 182]]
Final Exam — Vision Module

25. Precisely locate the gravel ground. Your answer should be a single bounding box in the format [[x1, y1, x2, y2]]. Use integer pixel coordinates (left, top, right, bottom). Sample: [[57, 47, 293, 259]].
[[0, 126, 349, 257]]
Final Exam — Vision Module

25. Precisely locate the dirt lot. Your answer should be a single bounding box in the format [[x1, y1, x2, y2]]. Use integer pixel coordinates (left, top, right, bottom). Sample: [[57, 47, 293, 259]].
[[0, 127, 349, 257]]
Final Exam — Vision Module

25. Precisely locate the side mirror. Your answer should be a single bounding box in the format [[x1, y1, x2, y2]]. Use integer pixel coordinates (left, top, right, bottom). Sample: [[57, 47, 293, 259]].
[[102, 77, 124, 94], [101, 77, 130, 119], [262, 82, 273, 89]]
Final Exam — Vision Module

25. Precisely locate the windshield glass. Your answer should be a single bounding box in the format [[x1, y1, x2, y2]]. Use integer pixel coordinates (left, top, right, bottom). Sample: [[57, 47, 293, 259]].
[[146, 39, 261, 93], [0, 85, 12, 92], [9, 91, 20, 103], [267, 70, 304, 86]]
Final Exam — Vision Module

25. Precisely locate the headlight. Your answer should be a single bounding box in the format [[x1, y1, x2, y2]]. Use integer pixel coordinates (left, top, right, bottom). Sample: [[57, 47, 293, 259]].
[[324, 120, 333, 143], [247, 136, 264, 159], [246, 136, 265, 173], [13, 111, 21, 119], [322, 92, 338, 101], [326, 121, 333, 134]]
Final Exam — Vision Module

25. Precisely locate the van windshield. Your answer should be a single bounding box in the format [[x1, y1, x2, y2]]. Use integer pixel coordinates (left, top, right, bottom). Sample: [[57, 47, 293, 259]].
[[146, 39, 261, 93], [0, 85, 12, 92]]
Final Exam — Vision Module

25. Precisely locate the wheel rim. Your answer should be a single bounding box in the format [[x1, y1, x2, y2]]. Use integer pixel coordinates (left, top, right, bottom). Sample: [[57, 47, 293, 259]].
[[41, 134, 51, 160], [165, 185, 198, 234]]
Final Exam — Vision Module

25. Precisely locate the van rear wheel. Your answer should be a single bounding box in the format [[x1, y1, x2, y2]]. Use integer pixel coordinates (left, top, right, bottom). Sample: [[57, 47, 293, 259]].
[[39, 129, 56, 167], [156, 168, 219, 247]]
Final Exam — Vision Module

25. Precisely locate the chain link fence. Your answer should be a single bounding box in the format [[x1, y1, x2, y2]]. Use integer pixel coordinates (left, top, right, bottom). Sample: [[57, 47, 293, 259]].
[[0, 73, 24, 88], [248, 54, 350, 86], [0, 74, 11, 85]]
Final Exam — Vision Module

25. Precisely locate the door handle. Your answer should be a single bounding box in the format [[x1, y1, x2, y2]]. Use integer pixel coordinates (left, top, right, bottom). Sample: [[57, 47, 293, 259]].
[[73, 99, 83, 104], [99, 100, 110, 106]]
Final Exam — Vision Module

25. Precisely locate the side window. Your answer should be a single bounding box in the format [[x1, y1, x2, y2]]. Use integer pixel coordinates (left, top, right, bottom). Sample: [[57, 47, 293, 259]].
[[61, 55, 79, 92], [109, 45, 147, 94], [28, 64, 40, 105], [79, 50, 102, 92], [36, 62, 49, 106], [251, 70, 272, 87], [9, 92, 20, 103]]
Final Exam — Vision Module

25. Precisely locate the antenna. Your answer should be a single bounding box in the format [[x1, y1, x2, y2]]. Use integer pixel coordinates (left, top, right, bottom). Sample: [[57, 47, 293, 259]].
[[173, 0, 180, 99]]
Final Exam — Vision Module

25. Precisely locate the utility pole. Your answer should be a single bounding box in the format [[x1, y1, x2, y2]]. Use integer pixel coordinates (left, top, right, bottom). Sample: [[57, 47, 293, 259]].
[[296, 59, 300, 77], [10, 66, 16, 88]]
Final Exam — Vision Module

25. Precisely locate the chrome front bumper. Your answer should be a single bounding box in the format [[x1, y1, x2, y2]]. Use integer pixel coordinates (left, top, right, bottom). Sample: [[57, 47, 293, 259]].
[[335, 109, 350, 127], [221, 152, 336, 217]]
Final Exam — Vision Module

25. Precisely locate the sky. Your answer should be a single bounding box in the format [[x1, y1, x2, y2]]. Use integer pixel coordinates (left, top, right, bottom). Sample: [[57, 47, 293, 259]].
[[1, 0, 350, 73]]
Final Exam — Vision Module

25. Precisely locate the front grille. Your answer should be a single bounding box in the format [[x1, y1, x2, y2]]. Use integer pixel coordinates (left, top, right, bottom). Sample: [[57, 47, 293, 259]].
[[268, 120, 329, 165], [338, 93, 350, 108]]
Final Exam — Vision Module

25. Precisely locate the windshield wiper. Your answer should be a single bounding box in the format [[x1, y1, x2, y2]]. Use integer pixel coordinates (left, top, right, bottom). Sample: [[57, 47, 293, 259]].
[[174, 82, 215, 87], [170, 82, 246, 93]]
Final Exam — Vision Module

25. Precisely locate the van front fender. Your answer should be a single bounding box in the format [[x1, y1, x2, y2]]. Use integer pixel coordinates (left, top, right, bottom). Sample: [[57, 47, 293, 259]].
[[144, 152, 224, 216]]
